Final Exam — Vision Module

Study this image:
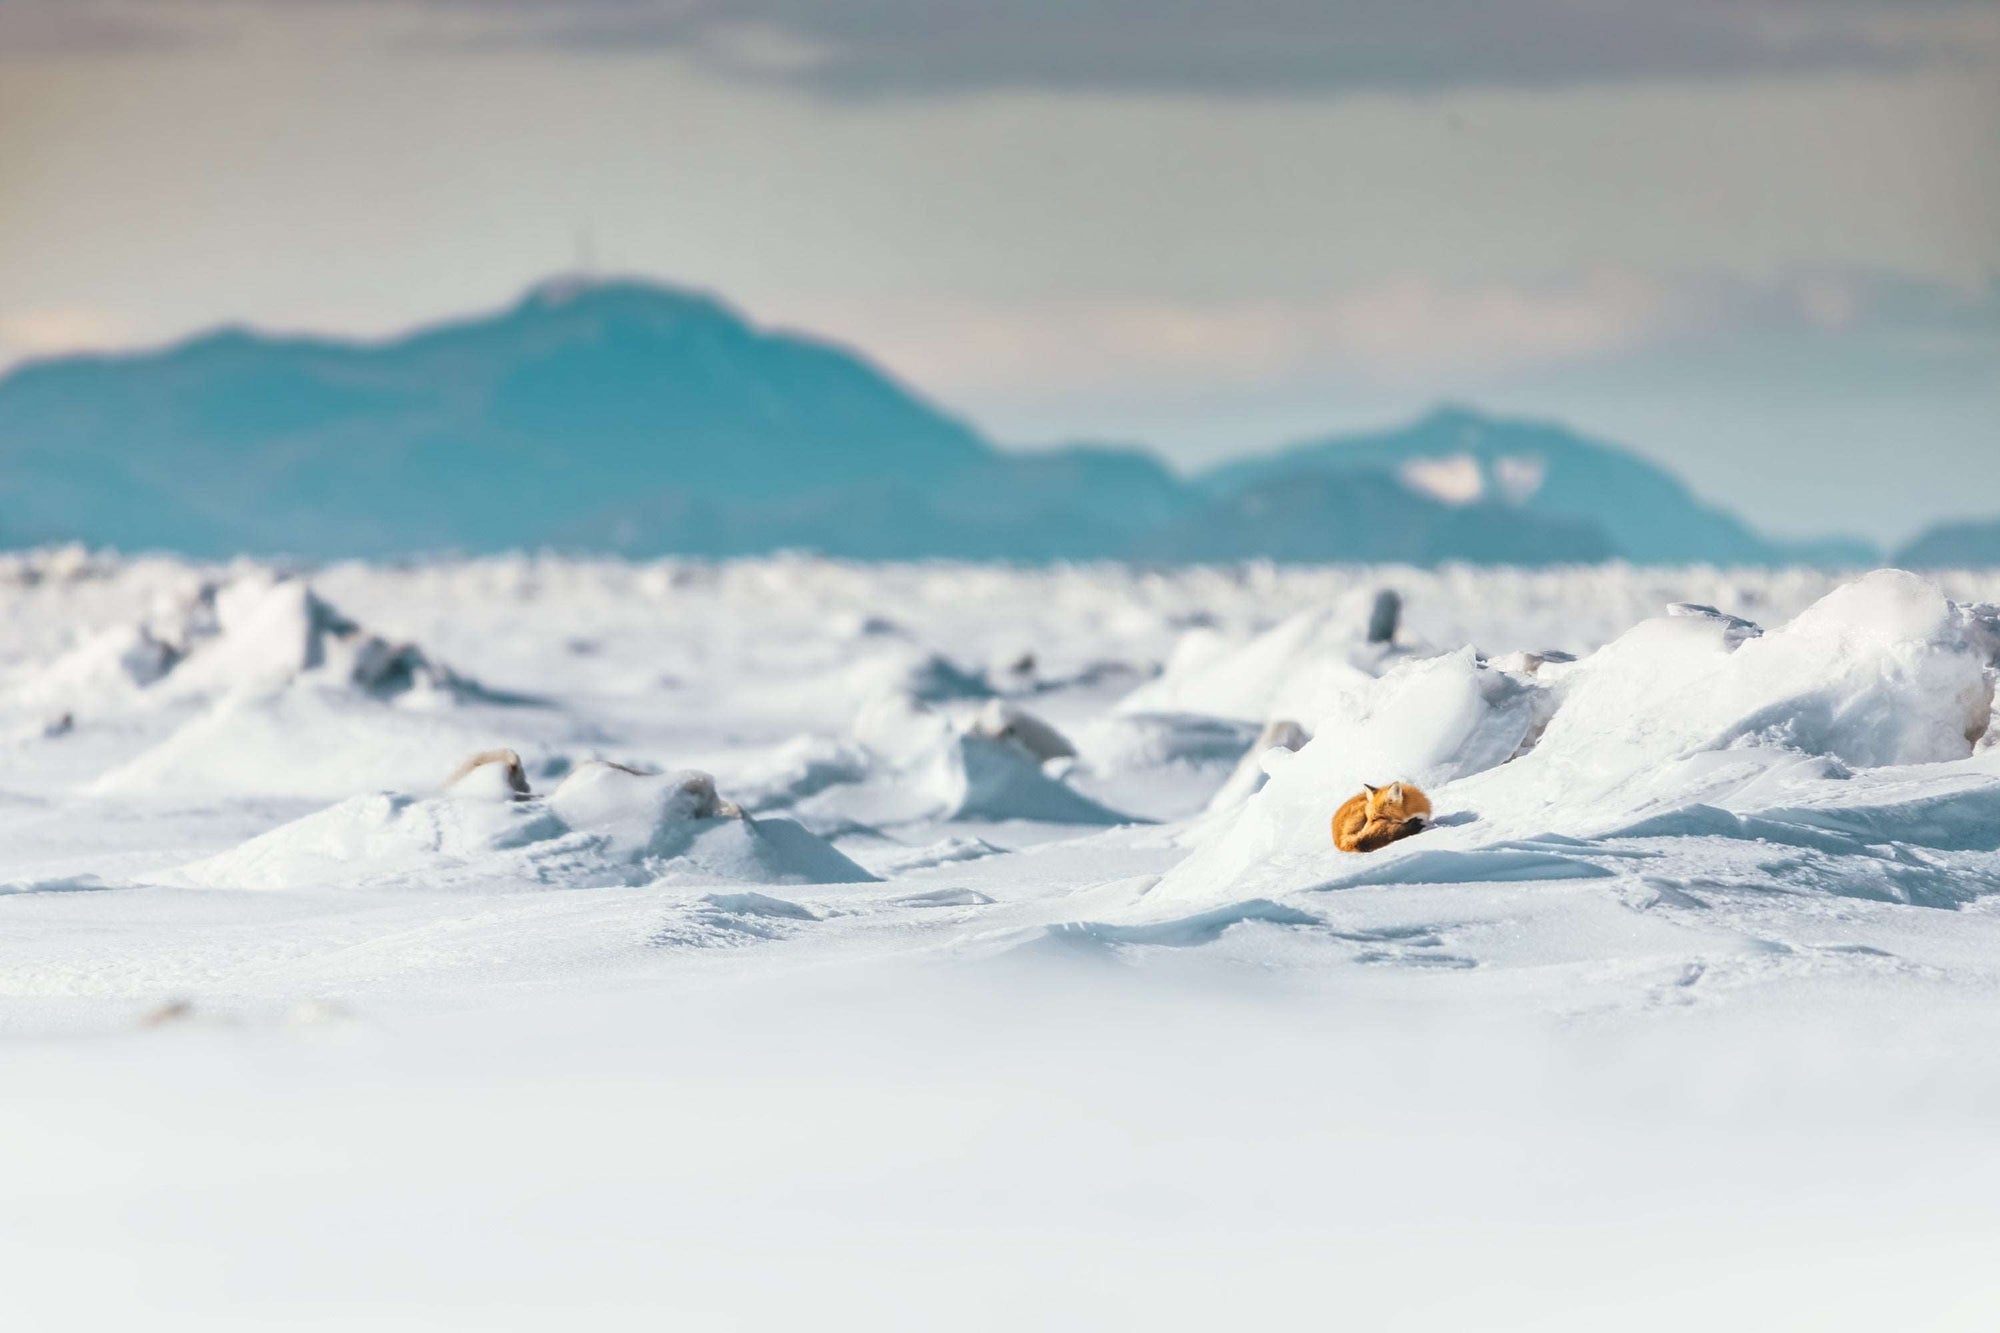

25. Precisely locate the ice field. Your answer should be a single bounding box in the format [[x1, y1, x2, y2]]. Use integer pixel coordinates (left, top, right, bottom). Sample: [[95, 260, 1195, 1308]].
[[7, 549, 2000, 1328]]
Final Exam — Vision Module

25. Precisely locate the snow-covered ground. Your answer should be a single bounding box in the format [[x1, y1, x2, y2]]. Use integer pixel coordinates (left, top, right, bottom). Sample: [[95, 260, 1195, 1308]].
[[7, 548, 2000, 1329]]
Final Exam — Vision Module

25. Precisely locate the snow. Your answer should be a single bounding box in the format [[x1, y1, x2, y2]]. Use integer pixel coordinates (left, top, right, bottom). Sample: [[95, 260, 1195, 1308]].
[[1151, 569, 2000, 914], [8, 549, 2000, 1327], [1115, 586, 1408, 723], [170, 759, 870, 891]]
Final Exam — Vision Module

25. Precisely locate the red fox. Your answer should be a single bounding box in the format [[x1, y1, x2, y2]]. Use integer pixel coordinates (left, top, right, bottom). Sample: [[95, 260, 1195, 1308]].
[[1331, 781, 1433, 853]]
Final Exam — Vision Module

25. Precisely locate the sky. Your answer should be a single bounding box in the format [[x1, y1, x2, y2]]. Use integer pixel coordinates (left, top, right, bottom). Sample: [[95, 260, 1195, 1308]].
[[2, 0, 1997, 545]]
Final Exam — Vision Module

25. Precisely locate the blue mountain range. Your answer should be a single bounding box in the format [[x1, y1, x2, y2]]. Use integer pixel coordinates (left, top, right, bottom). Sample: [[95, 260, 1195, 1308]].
[[0, 277, 1885, 564]]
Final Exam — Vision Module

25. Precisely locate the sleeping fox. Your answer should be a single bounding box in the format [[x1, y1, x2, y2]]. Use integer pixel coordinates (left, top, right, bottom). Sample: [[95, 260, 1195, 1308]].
[[1331, 781, 1433, 853]]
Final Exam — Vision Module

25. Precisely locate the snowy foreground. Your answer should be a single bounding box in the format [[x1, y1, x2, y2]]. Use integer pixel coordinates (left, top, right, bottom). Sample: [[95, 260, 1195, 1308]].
[[8, 550, 2000, 1329]]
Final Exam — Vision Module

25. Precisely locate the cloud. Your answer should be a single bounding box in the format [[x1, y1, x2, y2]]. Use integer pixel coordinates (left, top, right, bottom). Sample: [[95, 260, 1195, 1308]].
[[0, 0, 192, 54], [631, 0, 2000, 98], [7, 0, 1997, 95], [796, 267, 2000, 403], [0, 307, 141, 365]]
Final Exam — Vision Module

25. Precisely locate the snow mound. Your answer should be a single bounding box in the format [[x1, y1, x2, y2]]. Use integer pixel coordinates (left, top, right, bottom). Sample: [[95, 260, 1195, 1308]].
[[783, 693, 1135, 828], [4, 623, 180, 713], [1150, 570, 2000, 911], [927, 733, 1131, 824], [850, 692, 960, 767], [1117, 589, 1410, 723], [1204, 718, 1313, 814], [729, 735, 873, 813], [1075, 712, 1260, 777], [171, 759, 872, 891], [966, 699, 1077, 762], [857, 693, 1129, 825], [3, 572, 499, 724], [76, 578, 555, 799], [168, 790, 569, 890], [834, 649, 995, 708], [548, 762, 870, 885], [88, 686, 565, 800], [1525, 568, 1990, 781], [160, 577, 470, 703], [1155, 647, 1546, 902]]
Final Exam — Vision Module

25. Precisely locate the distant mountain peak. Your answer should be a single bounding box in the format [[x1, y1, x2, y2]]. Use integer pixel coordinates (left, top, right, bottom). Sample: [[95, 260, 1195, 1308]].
[[1197, 406, 1874, 565], [519, 273, 601, 308], [1418, 401, 1488, 431], [510, 273, 737, 323]]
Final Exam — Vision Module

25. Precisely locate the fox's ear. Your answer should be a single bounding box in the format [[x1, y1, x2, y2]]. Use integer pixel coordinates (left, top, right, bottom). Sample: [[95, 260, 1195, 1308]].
[[1387, 782, 1404, 802], [1362, 783, 1378, 795]]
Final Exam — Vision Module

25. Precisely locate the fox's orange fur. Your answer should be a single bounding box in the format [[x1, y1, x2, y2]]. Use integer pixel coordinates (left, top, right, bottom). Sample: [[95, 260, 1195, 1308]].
[[1331, 781, 1433, 853]]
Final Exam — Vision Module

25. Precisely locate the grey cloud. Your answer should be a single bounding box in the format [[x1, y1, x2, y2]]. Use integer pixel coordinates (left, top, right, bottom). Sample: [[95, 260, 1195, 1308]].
[[533, 0, 1995, 96], [0, 0, 196, 54], [8, 0, 1996, 94]]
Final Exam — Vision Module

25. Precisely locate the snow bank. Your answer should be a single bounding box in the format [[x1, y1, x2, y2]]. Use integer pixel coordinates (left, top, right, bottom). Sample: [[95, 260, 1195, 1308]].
[[1074, 712, 1259, 778], [1152, 571, 2000, 910], [159, 577, 468, 703], [65, 576, 552, 799], [1154, 647, 1546, 902], [87, 686, 566, 800], [778, 691, 1132, 828], [169, 790, 568, 890], [730, 735, 872, 813], [1116, 589, 1409, 724], [966, 699, 1077, 763], [1531, 570, 1990, 779], [3, 572, 493, 732], [172, 759, 872, 891], [923, 733, 1129, 824], [4, 623, 180, 713], [831, 648, 995, 708], [1203, 718, 1313, 815]]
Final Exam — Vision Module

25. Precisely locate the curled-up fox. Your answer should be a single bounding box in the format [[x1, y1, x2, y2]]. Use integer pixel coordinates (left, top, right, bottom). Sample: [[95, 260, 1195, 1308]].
[[1332, 781, 1433, 853]]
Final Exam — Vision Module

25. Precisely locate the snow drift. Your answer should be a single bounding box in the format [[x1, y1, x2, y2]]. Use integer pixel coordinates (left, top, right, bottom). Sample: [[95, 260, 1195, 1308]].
[[770, 691, 1134, 829], [7, 574, 485, 717], [1152, 570, 2000, 911], [171, 759, 872, 891], [74, 576, 558, 799], [158, 577, 480, 703], [1117, 588, 1412, 724]]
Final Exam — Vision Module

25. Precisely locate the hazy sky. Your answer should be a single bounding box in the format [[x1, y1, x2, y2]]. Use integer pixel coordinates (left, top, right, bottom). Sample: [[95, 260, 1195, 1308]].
[[3, 0, 1997, 543]]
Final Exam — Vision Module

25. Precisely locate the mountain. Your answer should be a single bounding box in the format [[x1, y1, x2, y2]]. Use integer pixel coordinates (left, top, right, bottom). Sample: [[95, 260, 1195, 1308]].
[[0, 278, 990, 556], [1198, 406, 1875, 567], [1133, 468, 1617, 565], [1894, 519, 2000, 569], [0, 278, 1879, 565], [576, 441, 1196, 561]]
